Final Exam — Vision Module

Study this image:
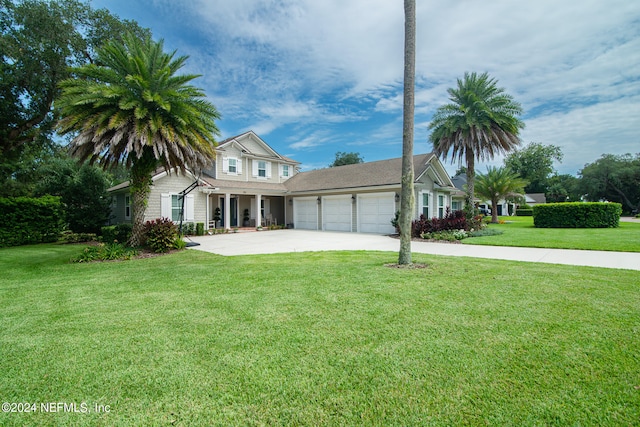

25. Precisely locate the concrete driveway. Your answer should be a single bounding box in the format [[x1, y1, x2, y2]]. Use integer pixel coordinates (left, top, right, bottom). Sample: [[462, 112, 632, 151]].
[[187, 230, 640, 271]]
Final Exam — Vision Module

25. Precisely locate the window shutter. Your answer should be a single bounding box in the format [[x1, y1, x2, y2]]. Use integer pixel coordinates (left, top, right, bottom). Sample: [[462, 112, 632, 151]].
[[185, 194, 195, 221], [222, 157, 229, 173], [266, 161, 272, 178], [252, 160, 258, 177], [161, 194, 171, 219], [237, 158, 242, 174]]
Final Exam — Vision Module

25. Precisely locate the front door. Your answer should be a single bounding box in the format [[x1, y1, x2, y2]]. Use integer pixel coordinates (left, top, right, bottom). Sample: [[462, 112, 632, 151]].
[[220, 197, 239, 227]]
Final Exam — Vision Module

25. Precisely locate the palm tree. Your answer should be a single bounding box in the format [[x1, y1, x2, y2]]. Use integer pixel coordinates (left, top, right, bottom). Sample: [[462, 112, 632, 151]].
[[428, 72, 524, 218], [57, 34, 220, 246], [398, 0, 416, 265], [475, 166, 528, 223]]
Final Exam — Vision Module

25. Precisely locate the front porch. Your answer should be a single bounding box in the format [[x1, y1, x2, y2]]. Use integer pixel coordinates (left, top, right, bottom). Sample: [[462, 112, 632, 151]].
[[206, 193, 287, 230]]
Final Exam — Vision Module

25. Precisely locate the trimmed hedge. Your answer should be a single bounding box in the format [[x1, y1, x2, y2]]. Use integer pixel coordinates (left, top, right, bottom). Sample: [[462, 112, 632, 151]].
[[101, 223, 133, 244], [0, 196, 65, 247], [533, 202, 622, 228], [516, 208, 533, 216]]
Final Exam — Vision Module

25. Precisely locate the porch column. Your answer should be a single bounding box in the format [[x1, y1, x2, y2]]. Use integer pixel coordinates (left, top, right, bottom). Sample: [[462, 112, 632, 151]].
[[205, 193, 210, 230], [256, 194, 262, 227], [224, 193, 231, 230]]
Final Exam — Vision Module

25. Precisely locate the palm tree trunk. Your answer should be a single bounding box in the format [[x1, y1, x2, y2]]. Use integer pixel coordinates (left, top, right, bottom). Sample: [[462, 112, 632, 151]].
[[398, 0, 416, 265], [128, 151, 157, 246], [464, 151, 476, 219], [491, 199, 499, 223]]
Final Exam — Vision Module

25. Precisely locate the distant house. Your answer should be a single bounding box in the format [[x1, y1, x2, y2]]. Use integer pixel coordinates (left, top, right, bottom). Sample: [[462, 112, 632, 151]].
[[108, 131, 465, 233], [524, 193, 547, 206], [451, 172, 528, 216]]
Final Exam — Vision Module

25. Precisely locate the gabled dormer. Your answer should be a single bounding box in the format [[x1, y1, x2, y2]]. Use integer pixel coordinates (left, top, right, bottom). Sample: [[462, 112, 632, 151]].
[[213, 131, 299, 183]]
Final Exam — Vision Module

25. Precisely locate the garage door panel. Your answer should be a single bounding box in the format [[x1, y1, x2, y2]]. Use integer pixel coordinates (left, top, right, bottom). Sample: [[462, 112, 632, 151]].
[[323, 196, 352, 232], [358, 193, 396, 234], [294, 198, 318, 230]]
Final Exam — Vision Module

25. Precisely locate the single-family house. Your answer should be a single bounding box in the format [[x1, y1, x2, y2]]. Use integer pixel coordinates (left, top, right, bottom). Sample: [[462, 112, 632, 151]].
[[108, 131, 465, 234]]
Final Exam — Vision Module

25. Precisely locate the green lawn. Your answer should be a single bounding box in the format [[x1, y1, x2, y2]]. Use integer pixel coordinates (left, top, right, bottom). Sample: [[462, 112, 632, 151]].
[[463, 216, 640, 252], [1, 244, 639, 426]]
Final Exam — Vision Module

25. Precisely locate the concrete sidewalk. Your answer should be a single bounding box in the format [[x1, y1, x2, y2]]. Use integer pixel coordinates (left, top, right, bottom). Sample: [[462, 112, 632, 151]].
[[187, 230, 640, 271]]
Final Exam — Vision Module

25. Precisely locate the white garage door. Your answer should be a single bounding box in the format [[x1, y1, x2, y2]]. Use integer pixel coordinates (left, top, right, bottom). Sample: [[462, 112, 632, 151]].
[[322, 195, 352, 232], [294, 198, 318, 230], [358, 193, 396, 234]]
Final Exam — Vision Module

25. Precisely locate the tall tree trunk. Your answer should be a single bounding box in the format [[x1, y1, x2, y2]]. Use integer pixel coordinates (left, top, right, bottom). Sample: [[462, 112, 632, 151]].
[[491, 199, 499, 223], [464, 151, 476, 219], [398, 0, 416, 265], [128, 151, 157, 246]]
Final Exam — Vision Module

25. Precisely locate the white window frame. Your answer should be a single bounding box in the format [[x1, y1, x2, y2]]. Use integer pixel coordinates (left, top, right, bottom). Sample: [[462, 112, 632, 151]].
[[281, 164, 290, 178], [252, 160, 271, 179], [228, 158, 237, 174], [438, 194, 445, 219], [222, 156, 242, 175], [420, 191, 430, 218], [161, 193, 194, 222]]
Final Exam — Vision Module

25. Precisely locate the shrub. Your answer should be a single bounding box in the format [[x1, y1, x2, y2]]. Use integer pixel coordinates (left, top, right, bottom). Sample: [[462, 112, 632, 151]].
[[467, 229, 504, 237], [72, 242, 138, 263], [181, 222, 196, 236], [411, 209, 484, 238], [174, 238, 187, 250], [101, 223, 133, 244], [516, 209, 533, 216], [144, 218, 179, 253], [196, 222, 204, 236], [0, 196, 65, 247], [60, 231, 97, 243], [421, 230, 468, 241], [391, 211, 400, 234], [533, 202, 622, 228]]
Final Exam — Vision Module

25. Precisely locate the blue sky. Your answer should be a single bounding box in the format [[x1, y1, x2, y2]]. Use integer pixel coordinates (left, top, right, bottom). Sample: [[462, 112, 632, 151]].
[[92, 0, 640, 176]]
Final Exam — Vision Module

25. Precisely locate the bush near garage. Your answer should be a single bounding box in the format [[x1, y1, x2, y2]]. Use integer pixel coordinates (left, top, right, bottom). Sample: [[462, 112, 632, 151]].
[[411, 209, 485, 238], [533, 202, 622, 228]]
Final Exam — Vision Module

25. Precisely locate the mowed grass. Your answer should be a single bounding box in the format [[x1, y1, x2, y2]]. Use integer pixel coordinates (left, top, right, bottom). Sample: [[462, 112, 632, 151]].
[[1, 244, 639, 426], [463, 216, 640, 252]]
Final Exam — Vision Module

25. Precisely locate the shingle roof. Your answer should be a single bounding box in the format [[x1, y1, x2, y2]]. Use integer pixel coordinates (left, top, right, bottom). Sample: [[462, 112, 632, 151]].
[[200, 176, 288, 193], [526, 193, 547, 204], [284, 153, 435, 192]]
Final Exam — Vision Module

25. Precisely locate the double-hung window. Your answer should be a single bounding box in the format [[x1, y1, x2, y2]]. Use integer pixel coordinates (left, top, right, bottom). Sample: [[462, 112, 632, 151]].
[[438, 195, 445, 218], [281, 164, 290, 178], [421, 192, 429, 218], [258, 161, 267, 178], [228, 158, 237, 174], [171, 195, 182, 221], [223, 157, 241, 175]]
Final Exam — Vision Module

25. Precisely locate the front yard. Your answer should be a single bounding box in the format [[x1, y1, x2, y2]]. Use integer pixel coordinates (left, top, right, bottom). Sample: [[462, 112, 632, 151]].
[[1, 244, 639, 426], [463, 216, 640, 252]]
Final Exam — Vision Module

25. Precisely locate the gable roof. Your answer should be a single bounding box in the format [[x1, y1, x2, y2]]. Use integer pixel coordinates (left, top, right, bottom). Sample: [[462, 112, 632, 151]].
[[285, 153, 447, 192], [217, 130, 299, 164]]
